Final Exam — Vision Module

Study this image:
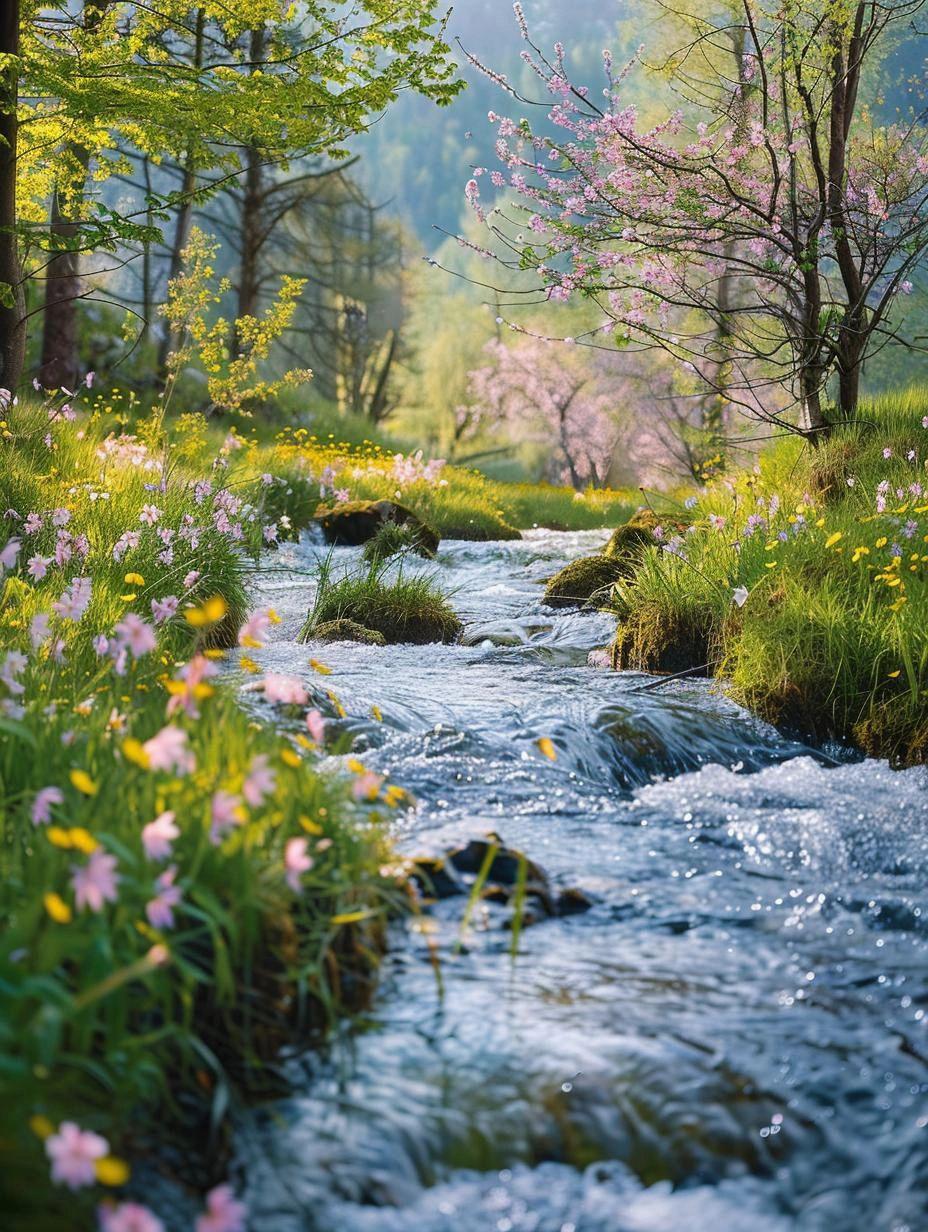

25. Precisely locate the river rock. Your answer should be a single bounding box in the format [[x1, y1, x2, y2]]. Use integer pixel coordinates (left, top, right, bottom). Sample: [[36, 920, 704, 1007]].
[[410, 833, 593, 923], [315, 499, 440, 556], [311, 618, 386, 645]]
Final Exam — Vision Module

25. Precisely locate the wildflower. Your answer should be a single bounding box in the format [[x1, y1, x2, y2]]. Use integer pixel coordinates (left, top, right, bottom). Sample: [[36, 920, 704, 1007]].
[[165, 654, 216, 719], [93, 634, 110, 656], [24, 512, 43, 534], [72, 850, 120, 913], [851, 546, 870, 563], [824, 531, 843, 549], [352, 771, 384, 801], [238, 609, 271, 648], [94, 1156, 130, 1186], [195, 1185, 247, 1232], [210, 791, 245, 844], [85, 371, 95, 389], [185, 595, 227, 628], [143, 725, 195, 775], [903, 519, 919, 539], [263, 674, 308, 705], [305, 709, 325, 743], [32, 785, 64, 825], [142, 810, 179, 860], [51, 507, 71, 527], [263, 523, 278, 543], [53, 576, 92, 620], [69, 768, 98, 796], [0, 536, 21, 571], [243, 754, 276, 808], [151, 595, 179, 624], [114, 613, 157, 658], [27, 554, 53, 580], [30, 612, 51, 648], [183, 570, 201, 589], [1, 649, 27, 695], [284, 837, 313, 891], [146, 866, 182, 929], [883, 447, 893, 459], [139, 504, 161, 525], [708, 513, 726, 530], [44, 892, 72, 923], [98, 1202, 165, 1232], [732, 586, 749, 607], [45, 1121, 108, 1189]]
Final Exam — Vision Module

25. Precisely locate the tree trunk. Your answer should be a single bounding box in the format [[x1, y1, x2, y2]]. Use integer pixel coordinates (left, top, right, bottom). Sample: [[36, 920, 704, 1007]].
[[798, 371, 828, 442], [0, 0, 25, 392], [157, 8, 205, 380], [233, 26, 267, 351], [39, 143, 90, 389], [837, 344, 862, 420]]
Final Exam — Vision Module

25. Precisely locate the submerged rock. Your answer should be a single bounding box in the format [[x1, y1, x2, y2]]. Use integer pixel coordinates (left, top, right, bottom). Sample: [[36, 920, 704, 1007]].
[[311, 618, 386, 646], [410, 832, 593, 926], [315, 499, 440, 556]]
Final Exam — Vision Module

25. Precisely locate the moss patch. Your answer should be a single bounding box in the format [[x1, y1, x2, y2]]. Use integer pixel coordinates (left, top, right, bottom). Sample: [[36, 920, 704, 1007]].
[[311, 619, 387, 646], [611, 600, 714, 675], [543, 554, 625, 609]]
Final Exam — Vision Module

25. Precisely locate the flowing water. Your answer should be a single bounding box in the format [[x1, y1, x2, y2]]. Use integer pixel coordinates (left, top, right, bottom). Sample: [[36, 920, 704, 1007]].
[[237, 529, 928, 1232]]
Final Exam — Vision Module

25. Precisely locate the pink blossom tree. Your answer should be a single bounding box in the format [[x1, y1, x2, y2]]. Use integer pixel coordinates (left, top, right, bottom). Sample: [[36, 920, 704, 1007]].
[[461, 1, 928, 438]]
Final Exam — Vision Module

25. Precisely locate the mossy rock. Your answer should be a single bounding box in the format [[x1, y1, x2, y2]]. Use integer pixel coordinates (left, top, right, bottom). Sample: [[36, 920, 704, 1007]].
[[316, 499, 440, 556], [441, 518, 522, 542], [604, 509, 688, 563], [543, 554, 624, 609], [611, 600, 714, 675], [311, 619, 386, 646], [854, 703, 928, 768]]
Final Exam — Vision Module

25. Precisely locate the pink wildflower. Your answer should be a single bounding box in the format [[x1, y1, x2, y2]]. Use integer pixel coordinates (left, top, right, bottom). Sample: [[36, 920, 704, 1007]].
[[32, 785, 64, 825], [143, 725, 195, 775], [98, 1202, 165, 1232], [114, 613, 157, 658], [243, 753, 276, 808], [210, 792, 244, 845], [352, 771, 384, 802], [184, 569, 201, 589], [72, 850, 120, 913], [262, 674, 308, 705], [195, 1185, 247, 1232], [151, 595, 179, 624], [45, 1121, 108, 1189], [27, 554, 53, 580], [238, 610, 271, 649], [146, 866, 182, 929], [142, 810, 179, 860], [0, 537, 21, 571], [305, 709, 325, 744], [139, 504, 161, 525], [284, 837, 313, 892]]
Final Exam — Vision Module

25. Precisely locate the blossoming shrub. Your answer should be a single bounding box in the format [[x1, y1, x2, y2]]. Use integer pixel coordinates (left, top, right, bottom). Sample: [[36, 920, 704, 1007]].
[[609, 391, 928, 764], [0, 396, 407, 1228]]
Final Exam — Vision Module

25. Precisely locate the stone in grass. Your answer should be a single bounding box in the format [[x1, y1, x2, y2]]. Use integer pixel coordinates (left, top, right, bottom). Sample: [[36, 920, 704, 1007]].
[[311, 619, 386, 646], [315, 499, 440, 556]]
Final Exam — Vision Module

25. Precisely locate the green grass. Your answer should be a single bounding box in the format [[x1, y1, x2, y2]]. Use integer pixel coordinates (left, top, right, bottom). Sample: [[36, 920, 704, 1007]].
[[299, 553, 462, 645], [606, 388, 928, 763]]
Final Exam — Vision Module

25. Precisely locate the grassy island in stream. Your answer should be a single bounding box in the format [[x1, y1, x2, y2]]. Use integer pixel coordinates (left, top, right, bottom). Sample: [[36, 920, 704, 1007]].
[[607, 391, 928, 766]]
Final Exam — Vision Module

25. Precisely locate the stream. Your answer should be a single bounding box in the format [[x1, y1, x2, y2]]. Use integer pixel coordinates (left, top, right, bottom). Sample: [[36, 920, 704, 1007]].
[[237, 529, 928, 1232]]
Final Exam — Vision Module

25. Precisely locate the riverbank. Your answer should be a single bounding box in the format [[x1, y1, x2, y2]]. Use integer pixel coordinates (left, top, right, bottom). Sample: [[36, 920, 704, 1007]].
[[0, 393, 637, 1227], [603, 391, 928, 765]]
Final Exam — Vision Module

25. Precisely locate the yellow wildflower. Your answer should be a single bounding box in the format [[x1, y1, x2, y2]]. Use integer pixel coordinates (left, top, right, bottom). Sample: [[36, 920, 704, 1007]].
[[29, 1115, 55, 1140], [185, 595, 228, 627], [309, 658, 332, 676], [122, 738, 150, 769], [824, 532, 843, 549], [280, 747, 301, 768], [95, 1156, 130, 1186], [44, 893, 72, 923], [70, 769, 98, 795], [124, 572, 145, 586]]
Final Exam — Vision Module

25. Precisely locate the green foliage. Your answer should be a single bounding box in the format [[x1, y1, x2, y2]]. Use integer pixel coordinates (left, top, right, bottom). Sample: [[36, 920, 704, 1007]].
[[607, 388, 928, 763]]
